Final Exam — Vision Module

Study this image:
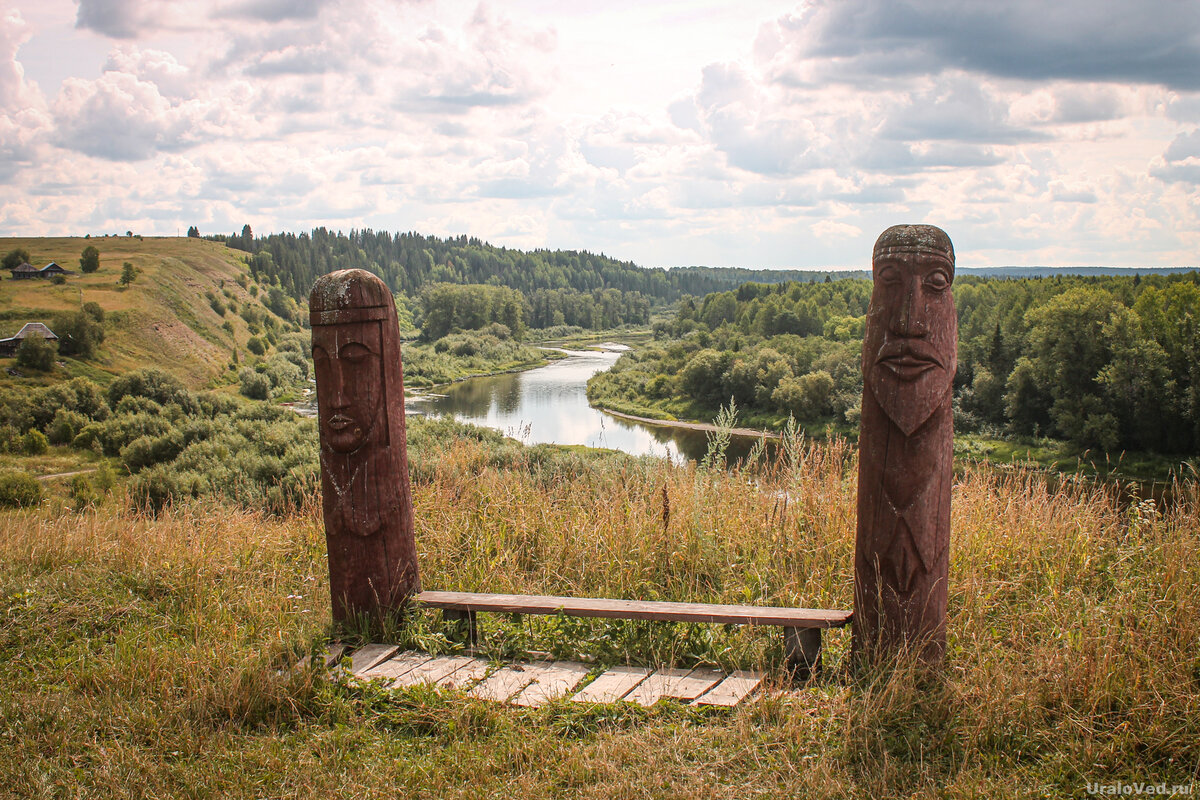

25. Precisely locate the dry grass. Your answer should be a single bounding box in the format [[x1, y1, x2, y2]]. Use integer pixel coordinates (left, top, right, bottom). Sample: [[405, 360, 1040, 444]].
[[0, 236, 256, 385], [1, 434, 1197, 798]]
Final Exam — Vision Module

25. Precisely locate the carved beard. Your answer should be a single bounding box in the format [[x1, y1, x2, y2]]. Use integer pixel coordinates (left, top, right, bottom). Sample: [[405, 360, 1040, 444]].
[[867, 359, 954, 437]]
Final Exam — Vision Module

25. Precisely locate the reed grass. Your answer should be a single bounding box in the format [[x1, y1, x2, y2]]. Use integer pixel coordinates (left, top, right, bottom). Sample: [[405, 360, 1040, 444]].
[[1, 431, 1196, 797]]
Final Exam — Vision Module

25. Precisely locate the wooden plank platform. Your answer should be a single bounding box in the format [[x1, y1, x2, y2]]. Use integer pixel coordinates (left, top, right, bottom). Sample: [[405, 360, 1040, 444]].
[[693, 670, 764, 707], [467, 663, 542, 703], [512, 661, 591, 708], [326, 647, 777, 709], [358, 651, 432, 681], [351, 644, 401, 676], [571, 665, 653, 704], [625, 667, 724, 707], [392, 655, 481, 688], [436, 658, 490, 690], [416, 591, 851, 628]]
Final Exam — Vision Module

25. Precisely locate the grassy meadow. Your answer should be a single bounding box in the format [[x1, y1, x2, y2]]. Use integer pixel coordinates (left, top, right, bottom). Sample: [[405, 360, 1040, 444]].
[[2, 425, 1197, 798], [0, 236, 260, 387]]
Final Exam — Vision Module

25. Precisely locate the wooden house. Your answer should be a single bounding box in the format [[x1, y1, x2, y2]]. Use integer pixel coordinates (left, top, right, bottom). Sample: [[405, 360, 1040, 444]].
[[9, 262, 39, 279], [9, 262, 74, 279], [0, 322, 58, 357]]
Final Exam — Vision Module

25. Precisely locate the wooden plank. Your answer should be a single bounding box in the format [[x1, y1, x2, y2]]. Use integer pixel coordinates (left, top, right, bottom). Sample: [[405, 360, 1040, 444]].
[[571, 666, 653, 704], [351, 644, 401, 676], [435, 658, 491, 691], [415, 591, 851, 628], [693, 670, 764, 707], [512, 662, 591, 708], [294, 643, 347, 672], [625, 667, 725, 707], [467, 663, 542, 703], [391, 656, 480, 688], [358, 651, 432, 680]]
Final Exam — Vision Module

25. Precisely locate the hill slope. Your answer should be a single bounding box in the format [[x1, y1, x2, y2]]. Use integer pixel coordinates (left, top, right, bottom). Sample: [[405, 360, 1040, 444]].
[[0, 237, 289, 388]]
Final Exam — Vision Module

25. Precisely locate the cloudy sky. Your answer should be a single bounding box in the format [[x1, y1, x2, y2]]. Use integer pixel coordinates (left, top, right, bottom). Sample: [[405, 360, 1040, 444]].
[[2, 0, 1199, 269]]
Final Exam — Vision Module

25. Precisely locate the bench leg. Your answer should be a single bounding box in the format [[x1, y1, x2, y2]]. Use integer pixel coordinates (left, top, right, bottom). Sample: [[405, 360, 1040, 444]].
[[444, 610, 478, 647], [783, 627, 822, 681]]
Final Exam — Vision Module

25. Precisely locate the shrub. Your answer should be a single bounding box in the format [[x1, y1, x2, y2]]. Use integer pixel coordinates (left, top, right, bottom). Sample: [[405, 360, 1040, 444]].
[[239, 369, 270, 400], [15, 336, 56, 371], [47, 409, 88, 445], [246, 336, 266, 356], [0, 470, 41, 508], [21, 429, 48, 455], [52, 310, 105, 358], [107, 369, 198, 414], [69, 474, 97, 511]]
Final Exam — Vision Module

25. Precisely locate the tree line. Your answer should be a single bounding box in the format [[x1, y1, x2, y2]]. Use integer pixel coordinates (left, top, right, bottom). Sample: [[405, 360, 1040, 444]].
[[590, 272, 1200, 455], [212, 227, 840, 332]]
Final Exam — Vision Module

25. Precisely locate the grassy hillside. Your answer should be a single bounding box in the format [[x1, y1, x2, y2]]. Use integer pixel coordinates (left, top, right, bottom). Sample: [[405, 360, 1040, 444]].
[[0, 236, 278, 388], [0, 427, 1196, 797]]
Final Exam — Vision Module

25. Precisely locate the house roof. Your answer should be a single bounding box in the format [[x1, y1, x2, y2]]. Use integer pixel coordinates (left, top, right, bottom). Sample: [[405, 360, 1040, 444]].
[[11, 262, 38, 273], [13, 322, 57, 340]]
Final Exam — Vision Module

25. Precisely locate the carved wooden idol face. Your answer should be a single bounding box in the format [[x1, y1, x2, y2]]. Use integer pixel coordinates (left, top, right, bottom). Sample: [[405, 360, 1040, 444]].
[[865, 247, 957, 436], [312, 321, 388, 454]]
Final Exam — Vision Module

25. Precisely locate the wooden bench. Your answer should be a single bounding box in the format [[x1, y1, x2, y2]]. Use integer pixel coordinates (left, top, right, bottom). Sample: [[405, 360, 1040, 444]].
[[414, 590, 852, 680]]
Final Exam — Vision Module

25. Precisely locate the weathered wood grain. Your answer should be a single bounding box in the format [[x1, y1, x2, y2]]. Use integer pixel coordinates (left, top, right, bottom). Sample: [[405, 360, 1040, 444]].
[[311, 269, 419, 630], [693, 670, 764, 707], [415, 591, 851, 628], [625, 668, 724, 707], [435, 658, 491, 691], [570, 666, 653, 704], [855, 224, 956, 665], [512, 662, 591, 708], [391, 655, 480, 688], [350, 644, 402, 676], [467, 663, 543, 703]]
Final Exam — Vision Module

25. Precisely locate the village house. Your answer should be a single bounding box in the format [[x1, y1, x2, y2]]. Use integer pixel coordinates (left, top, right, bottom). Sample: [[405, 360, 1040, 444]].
[[9, 261, 74, 280], [0, 322, 58, 357]]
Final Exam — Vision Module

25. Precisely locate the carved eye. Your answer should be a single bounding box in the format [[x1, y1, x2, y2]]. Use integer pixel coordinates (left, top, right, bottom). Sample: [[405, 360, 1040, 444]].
[[925, 270, 950, 291], [339, 342, 372, 363], [877, 265, 901, 285], [312, 345, 329, 363]]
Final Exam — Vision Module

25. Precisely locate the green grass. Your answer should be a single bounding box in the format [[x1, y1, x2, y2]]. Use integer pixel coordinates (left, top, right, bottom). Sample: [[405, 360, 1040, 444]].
[[2, 428, 1197, 797], [0, 236, 290, 391]]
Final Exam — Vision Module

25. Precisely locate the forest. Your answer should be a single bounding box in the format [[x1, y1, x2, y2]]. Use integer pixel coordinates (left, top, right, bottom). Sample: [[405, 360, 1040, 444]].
[[215, 227, 841, 335], [587, 271, 1200, 455]]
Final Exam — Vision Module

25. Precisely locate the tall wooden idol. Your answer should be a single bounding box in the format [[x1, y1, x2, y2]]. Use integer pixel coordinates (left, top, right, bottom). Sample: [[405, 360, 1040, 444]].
[[310, 269, 420, 629], [853, 225, 957, 665]]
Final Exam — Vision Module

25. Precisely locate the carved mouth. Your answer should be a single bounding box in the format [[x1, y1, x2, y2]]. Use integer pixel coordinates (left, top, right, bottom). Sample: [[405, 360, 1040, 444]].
[[875, 341, 943, 381], [328, 414, 355, 431]]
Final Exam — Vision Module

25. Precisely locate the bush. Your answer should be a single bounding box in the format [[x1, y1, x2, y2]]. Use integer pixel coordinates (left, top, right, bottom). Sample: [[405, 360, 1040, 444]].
[[15, 336, 56, 371], [52, 310, 105, 359], [21, 429, 48, 455], [246, 336, 266, 356], [47, 409, 88, 445], [107, 369, 197, 414], [239, 368, 270, 400], [69, 474, 97, 510], [0, 470, 41, 508]]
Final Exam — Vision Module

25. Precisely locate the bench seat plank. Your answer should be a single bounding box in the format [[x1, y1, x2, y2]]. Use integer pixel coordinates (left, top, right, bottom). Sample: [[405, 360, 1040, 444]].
[[415, 591, 851, 628]]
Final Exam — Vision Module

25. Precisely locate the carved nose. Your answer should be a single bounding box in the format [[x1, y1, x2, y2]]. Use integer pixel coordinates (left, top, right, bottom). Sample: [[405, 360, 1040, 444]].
[[892, 289, 927, 337]]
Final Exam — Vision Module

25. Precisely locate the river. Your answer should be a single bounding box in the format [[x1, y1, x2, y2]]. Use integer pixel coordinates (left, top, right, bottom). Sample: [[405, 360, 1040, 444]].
[[407, 346, 770, 463]]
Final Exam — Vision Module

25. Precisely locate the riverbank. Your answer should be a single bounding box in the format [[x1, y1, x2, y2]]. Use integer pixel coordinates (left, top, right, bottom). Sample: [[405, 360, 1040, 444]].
[[596, 406, 781, 440]]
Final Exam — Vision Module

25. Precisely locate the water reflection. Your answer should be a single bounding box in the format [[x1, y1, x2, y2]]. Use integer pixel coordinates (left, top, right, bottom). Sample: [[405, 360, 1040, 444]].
[[409, 348, 770, 463]]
